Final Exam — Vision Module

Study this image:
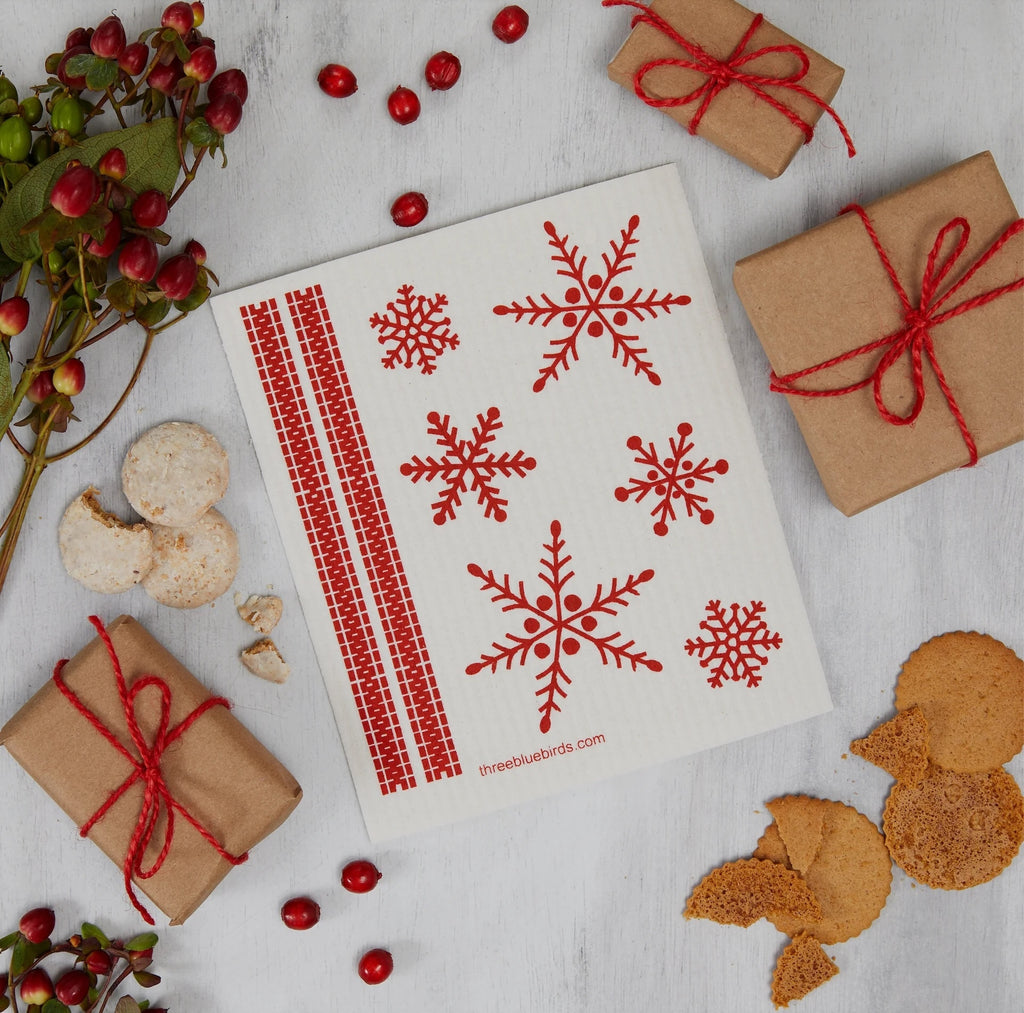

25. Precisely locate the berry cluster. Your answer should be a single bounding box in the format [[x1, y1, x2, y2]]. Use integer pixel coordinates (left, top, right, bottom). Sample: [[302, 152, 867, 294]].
[[0, 906, 164, 1013], [316, 6, 530, 229], [280, 859, 393, 985]]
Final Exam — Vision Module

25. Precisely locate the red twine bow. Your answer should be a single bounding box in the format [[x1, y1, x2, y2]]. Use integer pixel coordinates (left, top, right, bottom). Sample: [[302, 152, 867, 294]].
[[602, 0, 855, 156], [770, 207, 1024, 467], [52, 615, 248, 924]]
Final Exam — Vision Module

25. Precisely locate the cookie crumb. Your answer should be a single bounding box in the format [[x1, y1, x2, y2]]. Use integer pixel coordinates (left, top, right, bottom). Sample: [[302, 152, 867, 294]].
[[235, 593, 284, 634], [240, 638, 291, 684]]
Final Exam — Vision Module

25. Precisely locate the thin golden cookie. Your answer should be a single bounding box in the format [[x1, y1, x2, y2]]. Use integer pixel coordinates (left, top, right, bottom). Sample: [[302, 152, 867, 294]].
[[766, 795, 826, 874], [771, 932, 839, 1009], [768, 799, 891, 944], [883, 764, 1024, 890], [753, 820, 790, 867], [850, 706, 930, 785], [895, 631, 1023, 772], [684, 858, 822, 928]]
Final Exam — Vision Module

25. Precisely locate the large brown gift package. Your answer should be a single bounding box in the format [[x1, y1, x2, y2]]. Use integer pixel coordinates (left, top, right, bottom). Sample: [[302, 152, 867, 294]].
[[733, 151, 1023, 515], [0, 615, 302, 924], [606, 0, 847, 179]]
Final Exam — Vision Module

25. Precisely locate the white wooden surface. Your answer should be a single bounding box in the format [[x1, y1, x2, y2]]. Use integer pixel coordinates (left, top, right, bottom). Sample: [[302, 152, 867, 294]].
[[1, 2, 1021, 1011]]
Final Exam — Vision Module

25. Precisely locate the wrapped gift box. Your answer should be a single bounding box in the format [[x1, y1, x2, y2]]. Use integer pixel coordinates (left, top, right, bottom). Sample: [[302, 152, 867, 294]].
[[605, 0, 849, 178], [733, 151, 1023, 515], [0, 615, 302, 924]]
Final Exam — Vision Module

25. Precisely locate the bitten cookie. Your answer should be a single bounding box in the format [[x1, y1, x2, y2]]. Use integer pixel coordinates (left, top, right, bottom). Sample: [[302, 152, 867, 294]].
[[122, 421, 229, 527]]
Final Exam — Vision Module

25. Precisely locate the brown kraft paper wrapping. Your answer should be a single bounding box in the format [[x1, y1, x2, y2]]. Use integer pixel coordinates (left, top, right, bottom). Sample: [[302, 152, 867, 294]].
[[0, 615, 302, 924], [732, 151, 1024, 515], [606, 0, 847, 179]]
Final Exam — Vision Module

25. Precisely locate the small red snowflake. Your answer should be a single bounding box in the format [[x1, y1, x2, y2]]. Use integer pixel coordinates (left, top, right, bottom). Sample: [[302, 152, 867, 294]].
[[466, 520, 662, 732], [370, 283, 458, 373], [493, 215, 691, 392], [615, 422, 729, 534], [684, 600, 783, 688], [400, 407, 536, 524]]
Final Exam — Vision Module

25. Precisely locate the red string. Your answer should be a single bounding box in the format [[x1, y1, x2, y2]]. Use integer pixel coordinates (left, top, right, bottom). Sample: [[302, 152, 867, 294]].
[[770, 208, 1024, 467], [602, 0, 855, 156], [52, 616, 248, 924]]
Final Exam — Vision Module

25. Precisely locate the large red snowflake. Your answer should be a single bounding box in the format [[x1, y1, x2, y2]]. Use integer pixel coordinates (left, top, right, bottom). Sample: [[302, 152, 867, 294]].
[[684, 600, 783, 688], [615, 422, 729, 534], [466, 520, 662, 732], [493, 215, 691, 392], [370, 283, 458, 373], [400, 407, 536, 525]]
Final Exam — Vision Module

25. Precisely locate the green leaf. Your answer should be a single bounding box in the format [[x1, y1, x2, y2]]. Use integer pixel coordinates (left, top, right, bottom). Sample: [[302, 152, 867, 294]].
[[125, 932, 158, 951], [85, 59, 119, 94], [0, 117, 180, 262], [0, 929, 19, 950], [11, 934, 50, 975], [2, 162, 30, 189], [105, 278, 135, 313], [41, 1000, 70, 1013], [135, 295, 170, 326], [132, 971, 161, 989], [66, 53, 101, 79], [81, 922, 110, 947], [0, 992, 10, 1011], [114, 998, 142, 1013], [184, 117, 215, 150]]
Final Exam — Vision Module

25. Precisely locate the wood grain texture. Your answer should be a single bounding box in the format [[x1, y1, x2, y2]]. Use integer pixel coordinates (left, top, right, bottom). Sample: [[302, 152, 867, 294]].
[[0, 2, 1020, 1010]]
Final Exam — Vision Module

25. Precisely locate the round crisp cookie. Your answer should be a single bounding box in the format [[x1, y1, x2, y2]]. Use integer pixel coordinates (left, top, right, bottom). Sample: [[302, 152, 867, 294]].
[[883, 764, 1024, 890], [142, 507, 239, 608], [895, 631, 1023, 772], [122, 421, 229, 527], [58, 487, 153, 593]]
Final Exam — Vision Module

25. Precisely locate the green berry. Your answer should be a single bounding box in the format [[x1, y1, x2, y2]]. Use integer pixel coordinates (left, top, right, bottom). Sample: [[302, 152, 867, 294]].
[[50, 95, 86, 136], [0, 116, 31, 162]]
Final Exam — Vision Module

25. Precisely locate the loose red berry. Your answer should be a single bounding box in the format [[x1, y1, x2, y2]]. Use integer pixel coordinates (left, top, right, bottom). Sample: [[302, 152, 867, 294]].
[[424, 51, 461, 91], [53, 358, 86, 396], [86, 214, 122, 258], [493, 5, 530, 43], [280, 896, 320, 930], [19, 967, 54, 1005], [26, 371, 55, 404], [97, 147, 128, 180], [147, 59, 182, 95], [185, 238, 207, 264], [358, 948, 393, 985], [156, 253, 199, 301], [132, 189, 169, 229], [341, 859, 382, 894], [184, 44, 217, 83], [0, 295, 30, 336], [208, 67, 248, 105], [206, 92, 243, 134], [162, 1, 195, 35], [390, 191, 428, 228], [90, 15, 127, 60], [119, 41, 149, 77], [118, 235, 160, 283], [317, 63, 357, 99], [85, 949, 114, 975], [387, 86, 420, 125], [19, 907, 56, 943], [49, 164, 99, 218], [55, 968, 91, 1006]]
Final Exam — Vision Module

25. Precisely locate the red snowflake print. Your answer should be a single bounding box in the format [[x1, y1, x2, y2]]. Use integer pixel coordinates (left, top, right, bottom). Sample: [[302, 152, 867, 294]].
[[370, 283, 459, 373], [466, 520, 662, 733], [493, 215, 691, 393], [615, 422, 729, 534], [684, 600, 783, 688], [400, 407, 537, 525]]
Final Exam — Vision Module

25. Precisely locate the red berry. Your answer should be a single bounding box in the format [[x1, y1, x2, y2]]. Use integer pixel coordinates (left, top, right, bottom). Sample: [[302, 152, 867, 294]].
[[390, 191, 428, 228], [19, 967, 54, 1004], [49, 164, 100, 218], [191, 2, 206, 27], [147, 59, 182, 95], [119, 41, 149, 77], [19, 907, 55, 943], [493, 5, 530, 43], [206, 92, 243, 134], [184, 44, 217, 83], [424, 51, 461, 91], [387, 86, 420, 125], [0, 295, 30, 336], [90, 15, 127, 60], [341, 859, 382, 894], [65, 27, 93, 51], [27, 371, 55, 404], [208, 67, 248, 105], [280, 896, 320, 930], [86, 214, 122, 258], [156, 253, 199, 301], [317, 63, 357, 99], [97, 147, 128, 180], [357, 948, 393, 985], [132, 189, 169, 229], [185, 238, 207, 264], [57, 45, 91, 89], [162, 1, 195, 35], [85, 949, 114, 975], [53, 358, 86, 396], [55, 968, 91, 1006], [118, 235, 160, 283]]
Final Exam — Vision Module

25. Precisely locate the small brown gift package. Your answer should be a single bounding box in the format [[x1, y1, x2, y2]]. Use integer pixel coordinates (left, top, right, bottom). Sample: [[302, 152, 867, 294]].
[[605, 0, 849, 178], [0, 615, 302, 924], [733, 152, 1024, 515]]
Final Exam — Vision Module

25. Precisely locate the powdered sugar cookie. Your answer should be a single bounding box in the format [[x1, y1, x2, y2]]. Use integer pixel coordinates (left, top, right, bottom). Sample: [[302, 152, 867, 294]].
[[122, 421, 229, 527], [142, 507, 239, 608], [58, 487, 153, 593]]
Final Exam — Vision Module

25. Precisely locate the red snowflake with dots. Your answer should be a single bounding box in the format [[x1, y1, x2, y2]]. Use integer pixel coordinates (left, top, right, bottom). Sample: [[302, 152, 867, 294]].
[[369, 283, 459, 373], [684, 600, 783, 688], [493, 215, 691, 393], [615, 422, 729, 534], [400, 407, 537, 525], [466, 520, 662, 732]]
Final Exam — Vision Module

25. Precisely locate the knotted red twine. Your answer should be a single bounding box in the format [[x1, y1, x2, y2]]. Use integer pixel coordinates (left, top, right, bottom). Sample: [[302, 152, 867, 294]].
[[602, 0, 855, 155], [770, 207, 1024, 467], [52, 615, 248, 924]]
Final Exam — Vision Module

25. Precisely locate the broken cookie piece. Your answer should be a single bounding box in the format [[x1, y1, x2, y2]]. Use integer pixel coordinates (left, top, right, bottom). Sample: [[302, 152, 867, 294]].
[[684, 858, 822, 928], [240, 638, 291, 684], [771, 932, 839, 1009], [235, 593, 283, 634], [850, 706, 930, 785]]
